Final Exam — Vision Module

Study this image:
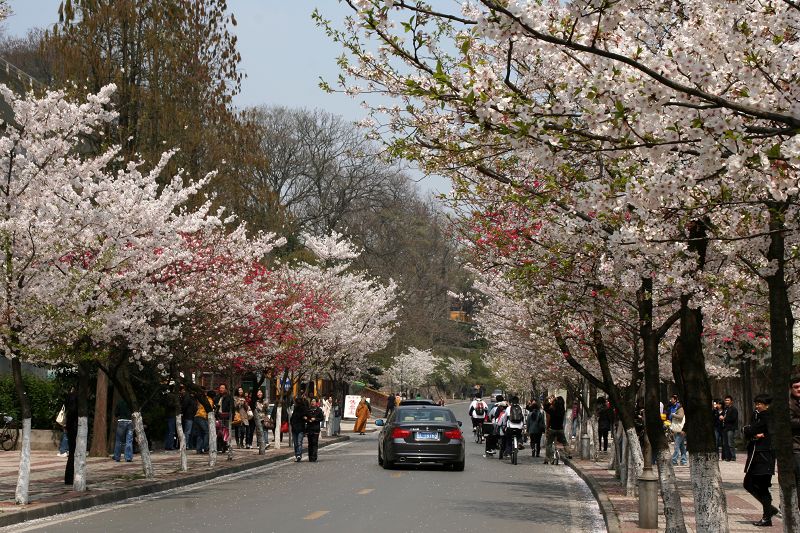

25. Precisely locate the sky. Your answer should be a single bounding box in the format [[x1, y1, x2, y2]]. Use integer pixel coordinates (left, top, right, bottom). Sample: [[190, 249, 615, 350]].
[[2, 0, 450, 196]]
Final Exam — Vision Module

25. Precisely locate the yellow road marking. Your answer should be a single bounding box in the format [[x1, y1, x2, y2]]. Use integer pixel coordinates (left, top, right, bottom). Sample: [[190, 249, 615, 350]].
[[357, 488, 374, 495], [303, 510, 330, 520], [390, 472, 404, 478]]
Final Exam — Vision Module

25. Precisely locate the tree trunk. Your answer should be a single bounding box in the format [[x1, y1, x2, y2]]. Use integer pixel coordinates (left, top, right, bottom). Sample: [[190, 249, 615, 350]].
[[619, 428, 628, 487], [89, 370, 109, 457], [673, 220, 728, 532], [176, 413, 187, 472], [11, 355, 31, 504], [131, 411, 154, 479], [639, 277, 686, 532], [656, 447, 688, 533], [625, 427, 644, 497], [207, 410, 218, 466], [764, 202, 800, 532], [73, 360, 90, 492]]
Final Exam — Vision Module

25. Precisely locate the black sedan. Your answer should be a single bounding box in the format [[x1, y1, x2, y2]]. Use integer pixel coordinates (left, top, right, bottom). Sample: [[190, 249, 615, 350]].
[[376, 405, 465, 471]]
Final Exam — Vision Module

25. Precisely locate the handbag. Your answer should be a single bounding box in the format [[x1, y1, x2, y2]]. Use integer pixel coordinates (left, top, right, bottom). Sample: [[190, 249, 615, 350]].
[[247, 407, 254, 421], [262, 417, 275, 430], [280, 420, 289, 434], [232, 411, 243, 426], [55, 405, 66, 426]]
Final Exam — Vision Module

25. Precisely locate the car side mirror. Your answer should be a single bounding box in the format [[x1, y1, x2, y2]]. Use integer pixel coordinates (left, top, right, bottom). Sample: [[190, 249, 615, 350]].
[[458, 421, 462, 427], [375, 419, 385, 426]]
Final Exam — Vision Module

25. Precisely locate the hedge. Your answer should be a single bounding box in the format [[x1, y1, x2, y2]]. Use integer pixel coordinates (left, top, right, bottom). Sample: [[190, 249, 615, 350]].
[[0, 374, 61, 429]]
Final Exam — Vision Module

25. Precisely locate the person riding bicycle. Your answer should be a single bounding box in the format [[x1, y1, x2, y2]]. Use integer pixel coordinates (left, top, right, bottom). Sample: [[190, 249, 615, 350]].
[[469, 396, 488, 433], [484, 395, 507, 456], [500, 395, 525, 460], [544, 395, 568, 464]]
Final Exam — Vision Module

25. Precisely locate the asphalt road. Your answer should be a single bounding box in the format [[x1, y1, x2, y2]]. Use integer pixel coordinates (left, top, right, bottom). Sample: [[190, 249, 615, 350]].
[[9, 401, 605, 533]]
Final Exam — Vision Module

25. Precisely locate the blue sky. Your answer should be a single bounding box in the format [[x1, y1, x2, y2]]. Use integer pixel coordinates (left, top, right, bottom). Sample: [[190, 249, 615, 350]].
[[3, 1, 449, 196]]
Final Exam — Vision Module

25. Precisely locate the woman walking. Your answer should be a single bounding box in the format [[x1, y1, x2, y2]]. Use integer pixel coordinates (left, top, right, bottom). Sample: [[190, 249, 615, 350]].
[[290, 397, 308, 461], [233, 387, 248, 449], [353, 397, 370, 434]]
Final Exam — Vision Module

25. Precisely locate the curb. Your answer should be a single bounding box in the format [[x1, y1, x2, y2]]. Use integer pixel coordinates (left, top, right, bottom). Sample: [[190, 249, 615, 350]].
[[563, 457, 622, 533], [0, 436, 350, 528]]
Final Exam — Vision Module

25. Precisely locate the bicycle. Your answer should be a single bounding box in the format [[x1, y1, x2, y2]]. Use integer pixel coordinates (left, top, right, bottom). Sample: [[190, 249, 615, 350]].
[[474, 422, 484, 444], [511, 432, 519, 465], [1, 413, 20, 451]]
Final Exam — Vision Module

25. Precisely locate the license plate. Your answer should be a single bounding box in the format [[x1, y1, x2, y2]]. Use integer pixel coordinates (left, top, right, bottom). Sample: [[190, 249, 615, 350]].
[[416, 431, 439, 441]]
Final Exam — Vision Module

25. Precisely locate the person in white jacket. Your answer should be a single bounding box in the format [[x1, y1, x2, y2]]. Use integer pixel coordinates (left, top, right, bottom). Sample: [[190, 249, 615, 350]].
[[322, 396, 332, 432], [468, 397, 488, 433], [499, 395, 525, 459]]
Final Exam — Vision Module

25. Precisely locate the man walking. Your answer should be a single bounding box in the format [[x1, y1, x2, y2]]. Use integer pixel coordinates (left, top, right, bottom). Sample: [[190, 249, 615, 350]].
[[385, 392, 396, 418], [305, 398, 324, 462], [113, 398, 134, 462], [790, 375, 800, 512], [721, 395, 739, 461], [743, 394, 779, 527]]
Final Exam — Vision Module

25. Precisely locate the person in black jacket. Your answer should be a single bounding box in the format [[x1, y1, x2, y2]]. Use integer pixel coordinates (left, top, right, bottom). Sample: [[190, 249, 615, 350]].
[[743, 394, 780, 527], [305, 398, 324, 462], [179, 385, 196, 449], [290, 397, 308, 462], [64, 387, 78, 485], [721, 395, 739, 461]]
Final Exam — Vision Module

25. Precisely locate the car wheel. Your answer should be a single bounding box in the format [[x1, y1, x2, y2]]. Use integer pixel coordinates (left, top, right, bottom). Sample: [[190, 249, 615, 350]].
[[452, 460, 465, 471], [381, 446, 394, 469]]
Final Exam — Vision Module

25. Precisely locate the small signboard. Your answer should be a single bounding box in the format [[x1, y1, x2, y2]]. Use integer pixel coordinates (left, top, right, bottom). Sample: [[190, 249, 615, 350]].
[[343, 395, 370, 419]]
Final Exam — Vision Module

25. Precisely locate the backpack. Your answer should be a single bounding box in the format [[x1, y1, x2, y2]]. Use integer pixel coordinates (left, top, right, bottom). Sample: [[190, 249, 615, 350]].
[[509, 404, 524, 423], [475, 402, 486, 417]]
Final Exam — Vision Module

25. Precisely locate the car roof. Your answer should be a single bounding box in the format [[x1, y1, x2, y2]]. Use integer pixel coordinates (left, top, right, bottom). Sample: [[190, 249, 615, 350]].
[[399, 399, 436, 405]]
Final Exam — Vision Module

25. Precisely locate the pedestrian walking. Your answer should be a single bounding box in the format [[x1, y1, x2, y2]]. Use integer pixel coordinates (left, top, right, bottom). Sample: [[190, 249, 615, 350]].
[[179, 385, 196, 450], [163, 384, 178, 451], [193, 390, 214, 454], [322, 396, 332, 430], [596, 398, 612, 453], [385, 392, 396, 418], [233, 387, 248, 448], [721, 395, 738, 461], [527, 400, 546, 457], [245, 391, 256, 448], [743, 394, 780, 527], [306, 398, 324, 461], [255, 389, 270, 448], [353, 397, 370, 434], [215, 385, 232, 452], [712, 399, 724, 459], [291, 397, 308, 461], [790, 375, 800, 513], [55, 402, 68, 457], [330, 398, 342, 436], [64, 386, 78, 485], [669, 396, 687, 466], [112, 398, 134, 462], [544, 396, 568, 463]]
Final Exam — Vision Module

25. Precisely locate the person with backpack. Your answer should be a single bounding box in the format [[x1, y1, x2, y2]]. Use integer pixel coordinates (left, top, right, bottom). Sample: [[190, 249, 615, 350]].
[[484, 395, 507, 457], [527, 400, 546, 457], [500, 395, 525, 460], [469, 396, 487, 435]]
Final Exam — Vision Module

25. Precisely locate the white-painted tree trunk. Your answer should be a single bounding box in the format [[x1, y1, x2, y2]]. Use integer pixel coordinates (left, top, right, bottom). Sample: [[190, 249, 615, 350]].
[[619, 429, 628, 486], [72, 416, 89, 491], [207, 411, 217, 467], [131, 411, 154, 479], [15, 418, 31, 504], [175, 414, 187, 472], [253, 408, 267, 455], [689, 452, 728, 533], [625, 427, 644, 497], [274, 408, 282, 451], [656, 447, 688, 533], [588, 415, 598, 462]]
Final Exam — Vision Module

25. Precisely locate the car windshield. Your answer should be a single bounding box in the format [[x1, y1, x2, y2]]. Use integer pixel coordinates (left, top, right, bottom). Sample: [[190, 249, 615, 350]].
[[396, 409, 454, 423]]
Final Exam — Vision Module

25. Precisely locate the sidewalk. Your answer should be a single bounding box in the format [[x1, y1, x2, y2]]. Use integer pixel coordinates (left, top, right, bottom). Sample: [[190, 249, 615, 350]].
[[567, 452, 782, 532], [0, 431, 352, 529]]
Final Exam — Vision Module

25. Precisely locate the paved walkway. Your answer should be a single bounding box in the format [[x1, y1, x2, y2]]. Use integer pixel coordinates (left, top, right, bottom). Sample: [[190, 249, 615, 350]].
[[568, 450, 783, 532], [0, 423, 369, 528]]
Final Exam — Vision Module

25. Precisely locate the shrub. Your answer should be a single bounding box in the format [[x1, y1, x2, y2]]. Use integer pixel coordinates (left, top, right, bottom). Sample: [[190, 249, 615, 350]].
[[0, 374, 61, 429]]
